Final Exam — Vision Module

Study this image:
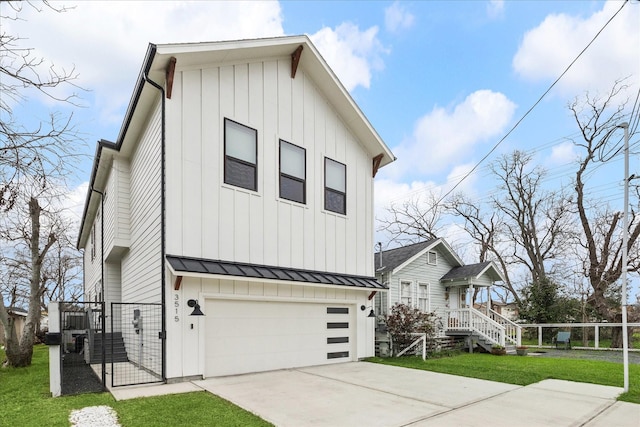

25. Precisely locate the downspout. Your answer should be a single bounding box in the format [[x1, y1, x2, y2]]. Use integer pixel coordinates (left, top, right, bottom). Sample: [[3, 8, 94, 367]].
[[143, 63, 167, 382], [89, 187, 105, 386]]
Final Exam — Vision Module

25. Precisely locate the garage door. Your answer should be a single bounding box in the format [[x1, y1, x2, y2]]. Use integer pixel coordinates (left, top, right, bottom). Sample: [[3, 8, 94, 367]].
[[204, 299, 354, 377]]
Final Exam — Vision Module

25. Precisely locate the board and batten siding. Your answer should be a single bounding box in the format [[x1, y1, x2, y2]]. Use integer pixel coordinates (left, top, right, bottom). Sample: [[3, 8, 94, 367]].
[[165, 58, 374, 277], [165, 276, 374, 380], [120, 100, 163, 304]]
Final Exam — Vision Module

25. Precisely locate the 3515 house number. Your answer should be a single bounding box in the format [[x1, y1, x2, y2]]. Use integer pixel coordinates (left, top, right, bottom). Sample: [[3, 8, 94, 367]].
[[174, 294, 180, 322]]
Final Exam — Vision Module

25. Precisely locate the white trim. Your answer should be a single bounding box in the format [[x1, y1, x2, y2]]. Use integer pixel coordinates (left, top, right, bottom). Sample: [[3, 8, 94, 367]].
[[391, 238, 463, 275], [202, 293, 360, 305]]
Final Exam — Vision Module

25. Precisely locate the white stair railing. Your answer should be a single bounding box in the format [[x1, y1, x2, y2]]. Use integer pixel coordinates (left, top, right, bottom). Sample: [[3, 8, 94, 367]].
[[488, 308, 521, 346], [446, 308, 506, 347]]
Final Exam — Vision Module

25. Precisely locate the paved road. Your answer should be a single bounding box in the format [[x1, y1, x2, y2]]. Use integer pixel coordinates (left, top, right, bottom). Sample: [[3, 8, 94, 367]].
[[526, 348, 640, 364]]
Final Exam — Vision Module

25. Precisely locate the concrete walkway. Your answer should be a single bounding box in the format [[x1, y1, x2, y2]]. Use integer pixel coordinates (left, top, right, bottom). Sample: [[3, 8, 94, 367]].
[[193, 362, 639, 427]]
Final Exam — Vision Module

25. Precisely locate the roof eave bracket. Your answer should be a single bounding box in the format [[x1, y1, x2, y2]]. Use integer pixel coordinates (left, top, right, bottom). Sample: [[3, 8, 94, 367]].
[[291, 45, 303, 79], [166, 57, 177, 99]]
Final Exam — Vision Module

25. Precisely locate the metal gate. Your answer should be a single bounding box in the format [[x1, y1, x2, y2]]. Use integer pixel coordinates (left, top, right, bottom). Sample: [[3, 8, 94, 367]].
[[110, 302, 163, 387], [59, 302, 106, 396]]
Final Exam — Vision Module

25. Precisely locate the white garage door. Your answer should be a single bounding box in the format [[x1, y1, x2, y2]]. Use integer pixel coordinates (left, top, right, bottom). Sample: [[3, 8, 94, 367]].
[[204, 299, 354, 377]]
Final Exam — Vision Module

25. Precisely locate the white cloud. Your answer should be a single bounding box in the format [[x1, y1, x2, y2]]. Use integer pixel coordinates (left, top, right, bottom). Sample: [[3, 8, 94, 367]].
[[548, 141, 579, 166], [387, 90, 517, 180], [486, 0, 505, 20], [5, 1, 285, 125], [385, 1, 415, 33], [513, 0, 639, 95], [310, 23, 388, 91], [7, 2, 388, 125]]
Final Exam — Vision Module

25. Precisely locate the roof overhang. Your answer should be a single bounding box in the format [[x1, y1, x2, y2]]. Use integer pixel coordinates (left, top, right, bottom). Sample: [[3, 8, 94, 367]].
[[166, 255, 386, 291], [441, 261, 506, 287]]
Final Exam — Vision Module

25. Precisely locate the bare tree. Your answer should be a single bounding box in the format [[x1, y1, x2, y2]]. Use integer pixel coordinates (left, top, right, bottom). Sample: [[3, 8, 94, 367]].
[[0, 1, 82, 211], [377, 192, 445, 245], [1, 196, 58, 366], [0, 3, 84, 366], [446, 193, 520, 303], [40, 237, 83, 308], [491, 151, 576, 285], [570, 80, 640, 346]]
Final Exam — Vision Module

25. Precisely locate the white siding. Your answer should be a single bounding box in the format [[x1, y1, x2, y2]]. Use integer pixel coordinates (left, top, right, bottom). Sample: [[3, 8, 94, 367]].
[[120, 100, 163, 304], [104, 157, 131, 261], [381, 249, 456, 322], [165, 58, 374, 277], [165, 276, 374, 380], [81, 205, 103, 303]]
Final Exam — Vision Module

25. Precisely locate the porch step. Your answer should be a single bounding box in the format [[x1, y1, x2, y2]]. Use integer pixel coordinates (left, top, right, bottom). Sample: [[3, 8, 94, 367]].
[[90, 332, 129, 364], [446, 330, 516, 353]]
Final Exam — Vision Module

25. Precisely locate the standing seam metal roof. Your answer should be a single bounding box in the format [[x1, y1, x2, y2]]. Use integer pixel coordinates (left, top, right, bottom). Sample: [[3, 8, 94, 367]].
[[166, 255, 386, 290]]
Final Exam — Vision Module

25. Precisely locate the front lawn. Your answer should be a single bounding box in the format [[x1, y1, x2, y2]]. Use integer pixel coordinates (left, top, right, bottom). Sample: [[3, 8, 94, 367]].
[[0, 345, 271, 427], [368, 352, 640, 404]]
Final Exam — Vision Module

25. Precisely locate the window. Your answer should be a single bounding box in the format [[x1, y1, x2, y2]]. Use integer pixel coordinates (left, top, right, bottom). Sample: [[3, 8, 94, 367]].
[[400, 281, 412, 305], [324, 157, 346, 214], [427, 251, 437, 265], [418, 283, 429, 312], [90, 224, 96, 261], [279, 140, 306, 203], [224, 118, 257, 191]]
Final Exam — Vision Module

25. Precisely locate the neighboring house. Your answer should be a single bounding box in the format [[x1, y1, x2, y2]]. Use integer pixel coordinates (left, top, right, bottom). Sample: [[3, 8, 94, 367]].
[[476, 301, 520, 322], [76, 36, 395, 381], [0, 306, 27, 345], [374, 239, 521, 350]]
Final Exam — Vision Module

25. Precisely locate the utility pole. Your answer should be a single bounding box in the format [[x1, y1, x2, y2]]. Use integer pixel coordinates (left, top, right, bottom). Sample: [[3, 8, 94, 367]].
[[619, 121, 630, 393]]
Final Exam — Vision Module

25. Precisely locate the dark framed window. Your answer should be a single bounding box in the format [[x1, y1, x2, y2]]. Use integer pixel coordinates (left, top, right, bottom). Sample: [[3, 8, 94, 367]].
[[224, 118, 257, 191], [279, 140, 306, 204], [324, 157, 346, 214]]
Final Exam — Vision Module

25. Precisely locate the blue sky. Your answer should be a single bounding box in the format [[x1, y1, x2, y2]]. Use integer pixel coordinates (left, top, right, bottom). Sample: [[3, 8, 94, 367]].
[[5, 1, 640, 268]]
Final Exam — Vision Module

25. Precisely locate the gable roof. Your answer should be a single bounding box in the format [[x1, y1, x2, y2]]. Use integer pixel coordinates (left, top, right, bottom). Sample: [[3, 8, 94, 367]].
[[440, 261, 505, 283], [375, 238, 464, 274], [167, 255, 385, 290], [374, 240, 436, 274], [77, 35, 395, 249]]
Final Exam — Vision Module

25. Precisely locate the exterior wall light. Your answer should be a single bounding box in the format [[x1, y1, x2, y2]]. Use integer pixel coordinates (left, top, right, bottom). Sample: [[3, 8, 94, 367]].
[[187, 299, 204, 316], [360, 305, 376, 318]]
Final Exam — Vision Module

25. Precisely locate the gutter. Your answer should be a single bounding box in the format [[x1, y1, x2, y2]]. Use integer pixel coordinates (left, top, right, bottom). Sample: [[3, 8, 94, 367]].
[[89, 187, 106, 386], [75, 43, 167, 381], [76, 44, 158, 249], [141, 46, 168, 383]]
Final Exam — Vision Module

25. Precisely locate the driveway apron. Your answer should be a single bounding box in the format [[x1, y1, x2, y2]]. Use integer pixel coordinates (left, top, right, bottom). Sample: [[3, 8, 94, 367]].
[[193, 362, 633, 427]]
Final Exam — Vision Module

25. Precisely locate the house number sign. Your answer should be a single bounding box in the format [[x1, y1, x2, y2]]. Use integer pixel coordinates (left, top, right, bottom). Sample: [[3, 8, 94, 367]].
[[174, 294, 180, 322]]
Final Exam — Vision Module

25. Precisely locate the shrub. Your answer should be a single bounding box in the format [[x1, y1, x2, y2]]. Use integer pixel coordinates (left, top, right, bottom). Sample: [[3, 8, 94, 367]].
[[385, 303, 439, 356]]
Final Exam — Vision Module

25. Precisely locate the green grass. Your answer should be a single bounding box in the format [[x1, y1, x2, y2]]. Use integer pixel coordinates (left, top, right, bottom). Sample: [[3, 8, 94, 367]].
[[367, 352, 640, 404], [0, 345, 271, 427]]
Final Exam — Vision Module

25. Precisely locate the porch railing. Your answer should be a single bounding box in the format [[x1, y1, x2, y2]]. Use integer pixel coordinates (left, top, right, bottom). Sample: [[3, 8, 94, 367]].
[[488, 308, 521, 346], [446, 308, 506, 347], [395, 333, 427, 360]]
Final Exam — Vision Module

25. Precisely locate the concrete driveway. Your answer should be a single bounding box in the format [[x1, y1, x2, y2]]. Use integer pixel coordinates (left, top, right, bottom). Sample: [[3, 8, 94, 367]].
[[193, 362, 639, 427]]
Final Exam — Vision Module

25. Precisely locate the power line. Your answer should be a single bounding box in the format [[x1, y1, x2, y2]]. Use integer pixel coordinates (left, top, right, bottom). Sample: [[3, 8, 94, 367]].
[[428, 0, 630, 208]]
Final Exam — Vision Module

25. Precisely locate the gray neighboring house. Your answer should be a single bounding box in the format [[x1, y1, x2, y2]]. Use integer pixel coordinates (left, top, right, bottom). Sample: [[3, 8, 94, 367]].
[[373, 238, 521, 353]]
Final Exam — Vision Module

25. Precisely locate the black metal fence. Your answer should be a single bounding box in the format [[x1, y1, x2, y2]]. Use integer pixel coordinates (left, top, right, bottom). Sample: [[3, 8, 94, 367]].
[[110, 302, 163, 387]]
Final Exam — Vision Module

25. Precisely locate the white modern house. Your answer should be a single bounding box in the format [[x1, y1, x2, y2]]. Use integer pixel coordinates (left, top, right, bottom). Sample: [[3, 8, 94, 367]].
[[374, 239, 521, 351], [76, 36, 395, 382]]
